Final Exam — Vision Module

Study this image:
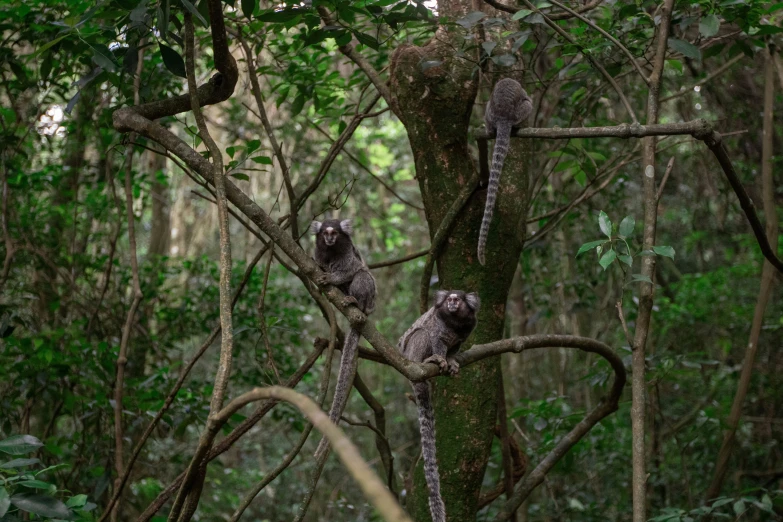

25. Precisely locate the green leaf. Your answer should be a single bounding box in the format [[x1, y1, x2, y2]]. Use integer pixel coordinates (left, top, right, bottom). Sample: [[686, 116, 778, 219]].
[[482, 41, 497, 56], [618, 216, 635, 238], [353, 32, 380, 50], [699, 14, 720, 37], [250, 156, 272, 165], [66, 494, 88, 508], [180, 0, 208, 27], [512, 8, 533, 20], [631, 274, 653, 284], [17, 480, 52, 490], [10, 493, 75, 519], [576, 240, 605, 257], [0, 458, 39, 468], [668, 38, 701, 61], [226, 146, 236, 159], [246, 139, 261, 154], [599, 249, 617, 271], [0, 487, 9, 517], [732, 499, 745, 516], [667, 59, 683, 74], [230, 173, 249, 181], [290, 93, 305, 117], [256, 8, 301, 22], [241, 0, 255, 19], [91, 44, 117, 72], [0, 435, 43, 455], [652, 245, 675, 259], [159, 43, 186, 78], [456, 11, 486, 28], [598, 211, 612, 238], [619, 255, 633, 267], [31, 34, 69, 59]]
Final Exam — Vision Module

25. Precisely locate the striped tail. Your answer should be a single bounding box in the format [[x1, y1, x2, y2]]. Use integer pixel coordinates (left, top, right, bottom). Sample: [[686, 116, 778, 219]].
[[478, 119, 513, 266], [314, 328, 360, 460], [414, 382, 446, 522]]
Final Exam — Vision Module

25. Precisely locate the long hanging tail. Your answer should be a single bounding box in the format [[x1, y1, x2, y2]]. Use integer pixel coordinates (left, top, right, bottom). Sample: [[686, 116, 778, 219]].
[[414, 382, 446, 522], [478, 119, 513, 266], [314, 328, 360, 459]]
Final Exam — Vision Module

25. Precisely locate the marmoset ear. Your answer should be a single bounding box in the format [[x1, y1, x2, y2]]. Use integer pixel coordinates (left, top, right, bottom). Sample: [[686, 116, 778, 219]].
[[434, 290, 449, 306], [339, 219, 353, 235], [310, 221, 322, 235], [465, 292, 480, 312]]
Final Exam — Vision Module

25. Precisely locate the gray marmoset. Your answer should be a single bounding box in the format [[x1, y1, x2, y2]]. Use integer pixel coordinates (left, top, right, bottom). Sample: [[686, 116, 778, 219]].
[[479, 78, 533, 265], [398, 290, 480, 522], [311, 219, 376, 460]]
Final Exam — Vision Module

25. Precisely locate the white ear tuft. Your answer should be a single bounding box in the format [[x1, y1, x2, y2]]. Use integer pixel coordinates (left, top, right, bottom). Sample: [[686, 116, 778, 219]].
[[465, 292, 481, 311], [339, 219, 353, 235], [310, 221, 322, 235], [434, 290, 449, 306]]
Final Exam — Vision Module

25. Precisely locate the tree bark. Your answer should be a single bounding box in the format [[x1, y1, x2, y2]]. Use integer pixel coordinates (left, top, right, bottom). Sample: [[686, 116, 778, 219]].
[[390, 8, 530, 519]]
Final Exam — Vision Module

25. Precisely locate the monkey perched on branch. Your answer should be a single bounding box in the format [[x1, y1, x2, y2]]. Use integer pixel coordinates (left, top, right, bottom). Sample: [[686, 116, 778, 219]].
[[311, 218, 376, 459], [479, 78, 532, 265], [398, 290, 480, 522]]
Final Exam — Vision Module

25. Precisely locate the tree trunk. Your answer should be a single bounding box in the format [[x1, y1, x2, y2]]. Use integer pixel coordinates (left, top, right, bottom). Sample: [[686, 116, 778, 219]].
[[390, 11, 531, 520]]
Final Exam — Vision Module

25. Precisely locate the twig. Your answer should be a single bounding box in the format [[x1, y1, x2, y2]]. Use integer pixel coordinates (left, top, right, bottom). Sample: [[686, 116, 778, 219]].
[[615, 301, 633, 348], [655, 157, 675, 202], [548, 0, 650, 84], [234, 27, 298, 239], [353, 372, 396, 494], [316, 6, 394, 114], [519, 0, 639, 123], [660, 54, 744, 103], [419, 173, 480, 313], [306, 117, 424, 210], [257, 246, 281, 383], [134, 342, 326, 522], [215, 386, 412, 522], [296, 92, 382, 210], [483, 0, 604, 20]]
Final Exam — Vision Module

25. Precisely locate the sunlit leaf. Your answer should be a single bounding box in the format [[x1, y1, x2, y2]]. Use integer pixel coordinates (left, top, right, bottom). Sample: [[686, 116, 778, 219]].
[[0, 435, 43, 455], [599, 249, 617, 270]]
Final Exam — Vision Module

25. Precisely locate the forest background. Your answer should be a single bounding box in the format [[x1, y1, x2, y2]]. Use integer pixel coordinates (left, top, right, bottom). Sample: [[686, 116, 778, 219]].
[[0, 0, 782, 521]]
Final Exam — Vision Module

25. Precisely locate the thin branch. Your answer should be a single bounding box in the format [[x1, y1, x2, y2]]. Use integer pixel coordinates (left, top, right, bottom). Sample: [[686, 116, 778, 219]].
[[368, 248, 429, 269], [630, 2, 675, 520], [475, 119, 783, 273], [490, 336, 626, 519], [257, 247, 282, 383], [215, 386, 412, 522], [169, 14, 234, 522], [483, 0, 604, 20], [353, 372, 396, 495], [548, 0, 650, 84], [655, 156, 675, 202], [305, 117, 424, 211], [519, 0, 639, 122], [234, 27, 298, 239], [705, 44, 779, 501], [316, 6, 394, 114], [135, 342, 325, 522], [295, 92, 383, 209], [111, 140, 143, 522], [110, 45, 145, 520], [419, 173, 480, 313], [660, 54, 744, 103]]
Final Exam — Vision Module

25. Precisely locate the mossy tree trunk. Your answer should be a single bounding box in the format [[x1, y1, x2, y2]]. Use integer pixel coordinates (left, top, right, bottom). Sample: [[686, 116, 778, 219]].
[[390, 4, 531, 520]]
